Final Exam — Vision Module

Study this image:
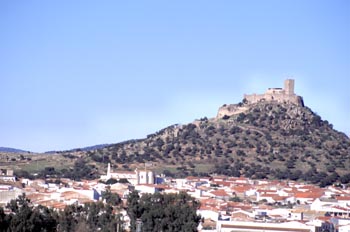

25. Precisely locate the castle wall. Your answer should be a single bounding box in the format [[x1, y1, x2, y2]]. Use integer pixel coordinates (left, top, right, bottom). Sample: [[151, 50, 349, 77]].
[[217, 104, 249, 118], [244, 93, 266, 104], [244, 92, 301, 105], [266, 88, 284, 95]]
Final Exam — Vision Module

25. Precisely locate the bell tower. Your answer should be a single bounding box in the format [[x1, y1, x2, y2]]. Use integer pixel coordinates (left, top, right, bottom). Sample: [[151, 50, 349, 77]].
[[107, 163, 111, 179]]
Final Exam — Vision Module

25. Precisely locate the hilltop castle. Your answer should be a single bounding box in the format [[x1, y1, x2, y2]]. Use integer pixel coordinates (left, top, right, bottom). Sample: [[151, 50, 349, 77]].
[[243, 79, 304, 106], [217, 79, 304, 118]]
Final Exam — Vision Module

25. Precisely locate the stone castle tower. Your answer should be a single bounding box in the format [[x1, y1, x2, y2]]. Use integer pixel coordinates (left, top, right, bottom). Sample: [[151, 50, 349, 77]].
[[284, 79, 294, 95]]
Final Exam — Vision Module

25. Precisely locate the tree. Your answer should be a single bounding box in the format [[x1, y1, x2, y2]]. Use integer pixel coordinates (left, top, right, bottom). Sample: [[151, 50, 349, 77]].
[[127, 191, 142, 232], [236, 150, 246, 157], [5, 194, 58, 232], [101, 189, 122, 206], [57, 204, 82, 232], [0, 207, 10, 231], [340, 173, 350, 184], [127, 191, 201, 232], [119, 178, 130, 184], [28, 205, 58, 232], [63, 159, 97, 180], [229, 196, 243, 202], [222, 115, 230, 120], [1, 194, 125, 232], [105, 178, 118, 185]]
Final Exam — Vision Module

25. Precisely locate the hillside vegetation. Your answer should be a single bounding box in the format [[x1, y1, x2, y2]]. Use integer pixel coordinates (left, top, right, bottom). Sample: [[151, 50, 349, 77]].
[[63, 101, 350, 187], [5, 101, 350, 187]]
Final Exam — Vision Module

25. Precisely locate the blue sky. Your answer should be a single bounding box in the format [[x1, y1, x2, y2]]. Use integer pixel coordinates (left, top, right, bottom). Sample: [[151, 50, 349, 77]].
[[0, 1, 349, 152]]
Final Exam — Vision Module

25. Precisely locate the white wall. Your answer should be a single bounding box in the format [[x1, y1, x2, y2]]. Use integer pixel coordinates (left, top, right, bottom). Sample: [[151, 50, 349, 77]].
[[197, 209, 219, 222]]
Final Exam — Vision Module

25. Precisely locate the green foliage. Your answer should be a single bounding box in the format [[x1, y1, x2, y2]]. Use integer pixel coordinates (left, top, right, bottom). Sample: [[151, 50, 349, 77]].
[[62, 159, 97, 180], [127, 191, 201, 232], [101, 189, 122, 206], [4, 194, 58, 232], [38, 166, 58, 178], [0, 194, 125, 232], [105, 178, 118, 185], [14, 170, 35, 180], [229, 196, 243, 202], [118, 178, 130, 184], [222, 115, 230, 120], [22, 101, 349, 187], [340, 173, 350, 184], [0, 207, 10, 231]]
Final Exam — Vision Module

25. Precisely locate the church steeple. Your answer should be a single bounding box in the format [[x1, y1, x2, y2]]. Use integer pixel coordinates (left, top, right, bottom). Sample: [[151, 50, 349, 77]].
[[107, 163, 111, 179]]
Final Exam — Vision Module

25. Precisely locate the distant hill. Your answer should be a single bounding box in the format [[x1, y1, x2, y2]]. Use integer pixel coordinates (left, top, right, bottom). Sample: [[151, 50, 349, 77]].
[[45, 144, 109, 154], [0, 147, 29, 153]]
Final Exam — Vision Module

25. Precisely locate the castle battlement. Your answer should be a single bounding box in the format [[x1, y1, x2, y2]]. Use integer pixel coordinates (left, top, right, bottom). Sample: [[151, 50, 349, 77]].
[[243, 79, 303, 106]]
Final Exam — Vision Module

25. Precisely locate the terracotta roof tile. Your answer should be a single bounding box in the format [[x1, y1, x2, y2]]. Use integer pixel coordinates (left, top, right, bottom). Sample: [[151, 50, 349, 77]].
[[210, 189, 230, 197], [336, 196, 350, 201]]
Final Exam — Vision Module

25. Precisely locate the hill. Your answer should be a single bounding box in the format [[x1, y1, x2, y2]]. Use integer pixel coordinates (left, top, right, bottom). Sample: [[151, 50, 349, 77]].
[[5, 79, 350, 187], [71, 100, 349, 186], [0, 147, 29, 153], [45, 144, 109, 154]]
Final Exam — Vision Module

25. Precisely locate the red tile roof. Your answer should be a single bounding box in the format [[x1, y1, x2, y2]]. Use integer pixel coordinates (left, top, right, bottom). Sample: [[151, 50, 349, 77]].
[[336, 196, 350, 201], [210, 189, 230, 197], [212, 181, 231, 187], [294, 191, 324, 199], [231, 186, 252, 193]]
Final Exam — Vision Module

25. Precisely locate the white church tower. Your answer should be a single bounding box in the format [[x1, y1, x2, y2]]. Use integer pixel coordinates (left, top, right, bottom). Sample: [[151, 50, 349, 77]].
[[106, 163, 111, 179]]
